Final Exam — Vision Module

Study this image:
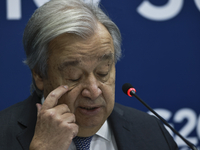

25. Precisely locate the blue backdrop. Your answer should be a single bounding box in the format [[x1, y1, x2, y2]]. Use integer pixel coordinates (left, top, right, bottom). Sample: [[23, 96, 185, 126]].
[[0, 0, 199, 149]]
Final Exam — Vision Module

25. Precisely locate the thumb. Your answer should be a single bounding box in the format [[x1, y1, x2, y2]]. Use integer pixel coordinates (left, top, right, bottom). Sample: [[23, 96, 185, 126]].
[[36, 103, 42, 114]]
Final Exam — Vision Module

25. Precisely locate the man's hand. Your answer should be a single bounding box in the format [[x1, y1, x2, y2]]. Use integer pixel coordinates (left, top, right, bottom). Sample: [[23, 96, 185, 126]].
[[30, 86, 78, 150]]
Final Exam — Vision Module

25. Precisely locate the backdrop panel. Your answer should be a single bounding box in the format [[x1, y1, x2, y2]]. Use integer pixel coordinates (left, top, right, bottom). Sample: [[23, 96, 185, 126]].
[[0, 0, 199, 149]]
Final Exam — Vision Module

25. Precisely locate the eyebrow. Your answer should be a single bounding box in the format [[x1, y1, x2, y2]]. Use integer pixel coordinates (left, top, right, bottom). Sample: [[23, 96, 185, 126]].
[[98, 53, 114, 61], [59, 53, 114, 70], [63, 60, 80, 66], [59, 60, 81, 71]]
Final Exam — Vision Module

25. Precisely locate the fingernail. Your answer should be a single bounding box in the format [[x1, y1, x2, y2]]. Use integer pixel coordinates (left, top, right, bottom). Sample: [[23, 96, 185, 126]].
[[63, 85, 68, 89]]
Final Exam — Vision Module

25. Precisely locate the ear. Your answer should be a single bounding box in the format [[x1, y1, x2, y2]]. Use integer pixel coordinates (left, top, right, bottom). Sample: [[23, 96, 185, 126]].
[[32, 70, 44, 91]]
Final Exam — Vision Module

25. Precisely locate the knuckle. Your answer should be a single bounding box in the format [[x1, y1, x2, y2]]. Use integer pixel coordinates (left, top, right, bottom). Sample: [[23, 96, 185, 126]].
[[60, 121, 70, 128], [48, 110, 56, 118], [61, 122, 74, 129], [74, 124, 79, 131], [71, 123, 78, 130], [42, 109, 56, 119], [49, 92, 57, 98], [43, 110, 64, 123], [55, 116, 62, 124], [72, 127, 79, 138], [72, 124, 79, 136], [61, 104, 69, 110], [70, 113, 75, 119]]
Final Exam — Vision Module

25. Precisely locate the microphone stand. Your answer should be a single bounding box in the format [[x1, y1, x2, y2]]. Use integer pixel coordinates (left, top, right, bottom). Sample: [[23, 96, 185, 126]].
[[131, 91, 197, 150]]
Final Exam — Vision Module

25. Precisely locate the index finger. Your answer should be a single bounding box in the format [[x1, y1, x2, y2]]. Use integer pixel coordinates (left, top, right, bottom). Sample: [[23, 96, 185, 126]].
[[42, 85, 69, 110]]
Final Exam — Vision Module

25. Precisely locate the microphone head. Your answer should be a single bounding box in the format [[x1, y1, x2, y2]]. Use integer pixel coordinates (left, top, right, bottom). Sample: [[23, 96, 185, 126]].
[[122, 83, 134, 95]]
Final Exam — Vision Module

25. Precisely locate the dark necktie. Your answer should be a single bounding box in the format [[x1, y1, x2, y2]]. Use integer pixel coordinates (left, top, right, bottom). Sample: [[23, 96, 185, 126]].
[[73, 136, 93, 150]]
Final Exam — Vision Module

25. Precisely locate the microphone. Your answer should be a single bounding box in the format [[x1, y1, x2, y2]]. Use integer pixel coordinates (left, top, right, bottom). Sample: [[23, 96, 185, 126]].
[[122, 83, 197, 150]]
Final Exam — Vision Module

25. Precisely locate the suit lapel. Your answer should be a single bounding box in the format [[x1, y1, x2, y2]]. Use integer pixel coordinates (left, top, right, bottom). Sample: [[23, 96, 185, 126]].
[[16, 93, 40, 150], [108, 104, 135, 150], [109, 103, 149, 150]]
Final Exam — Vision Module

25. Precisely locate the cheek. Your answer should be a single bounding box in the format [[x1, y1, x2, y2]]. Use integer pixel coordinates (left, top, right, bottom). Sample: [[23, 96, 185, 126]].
[[104, 67, 115, 108], [103, 66, 116, 87], [57, 84, 81, 113], [43, 80, 56, 98], [65, 82, 79, 91], [101, 84, 115, 119], [101, 73, 115, 105], [43, 73, 65, 98], [57, 93, 76, 113]]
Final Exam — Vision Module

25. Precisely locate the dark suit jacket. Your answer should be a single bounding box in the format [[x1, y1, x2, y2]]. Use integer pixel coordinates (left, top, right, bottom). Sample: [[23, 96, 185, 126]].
[[0, 92, 178, 150]]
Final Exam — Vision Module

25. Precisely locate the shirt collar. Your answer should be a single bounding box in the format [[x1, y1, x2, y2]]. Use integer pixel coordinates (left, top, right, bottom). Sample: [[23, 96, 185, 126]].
[[41, 96, 45, 104], [95, 120, 112, 142]]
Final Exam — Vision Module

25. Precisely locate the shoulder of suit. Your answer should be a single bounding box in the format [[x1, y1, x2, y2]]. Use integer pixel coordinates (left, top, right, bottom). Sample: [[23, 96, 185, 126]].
[[114, 102, 157, 123], [114, 102, 148, 115], [0, 93, 38, 122]]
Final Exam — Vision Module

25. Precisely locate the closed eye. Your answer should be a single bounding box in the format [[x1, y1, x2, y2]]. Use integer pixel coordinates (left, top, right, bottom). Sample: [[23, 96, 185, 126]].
[[98, 73, 108, 77], [70, 77, 81, 82]]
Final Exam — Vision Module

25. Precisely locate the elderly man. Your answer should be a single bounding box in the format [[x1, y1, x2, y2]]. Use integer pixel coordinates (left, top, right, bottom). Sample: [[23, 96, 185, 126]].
[[0, 0, 178, 150]]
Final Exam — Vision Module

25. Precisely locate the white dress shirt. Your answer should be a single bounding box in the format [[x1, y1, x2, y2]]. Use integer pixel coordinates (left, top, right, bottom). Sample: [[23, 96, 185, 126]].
[[41, 97, 118, 150]]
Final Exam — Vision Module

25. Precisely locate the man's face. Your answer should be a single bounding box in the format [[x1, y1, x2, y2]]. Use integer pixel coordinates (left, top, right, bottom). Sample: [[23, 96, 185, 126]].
[[40, 23, 115, 136]]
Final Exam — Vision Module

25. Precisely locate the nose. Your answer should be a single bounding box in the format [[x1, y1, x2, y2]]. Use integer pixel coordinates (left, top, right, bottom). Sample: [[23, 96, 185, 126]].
[[81, 74, 102, 100]]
